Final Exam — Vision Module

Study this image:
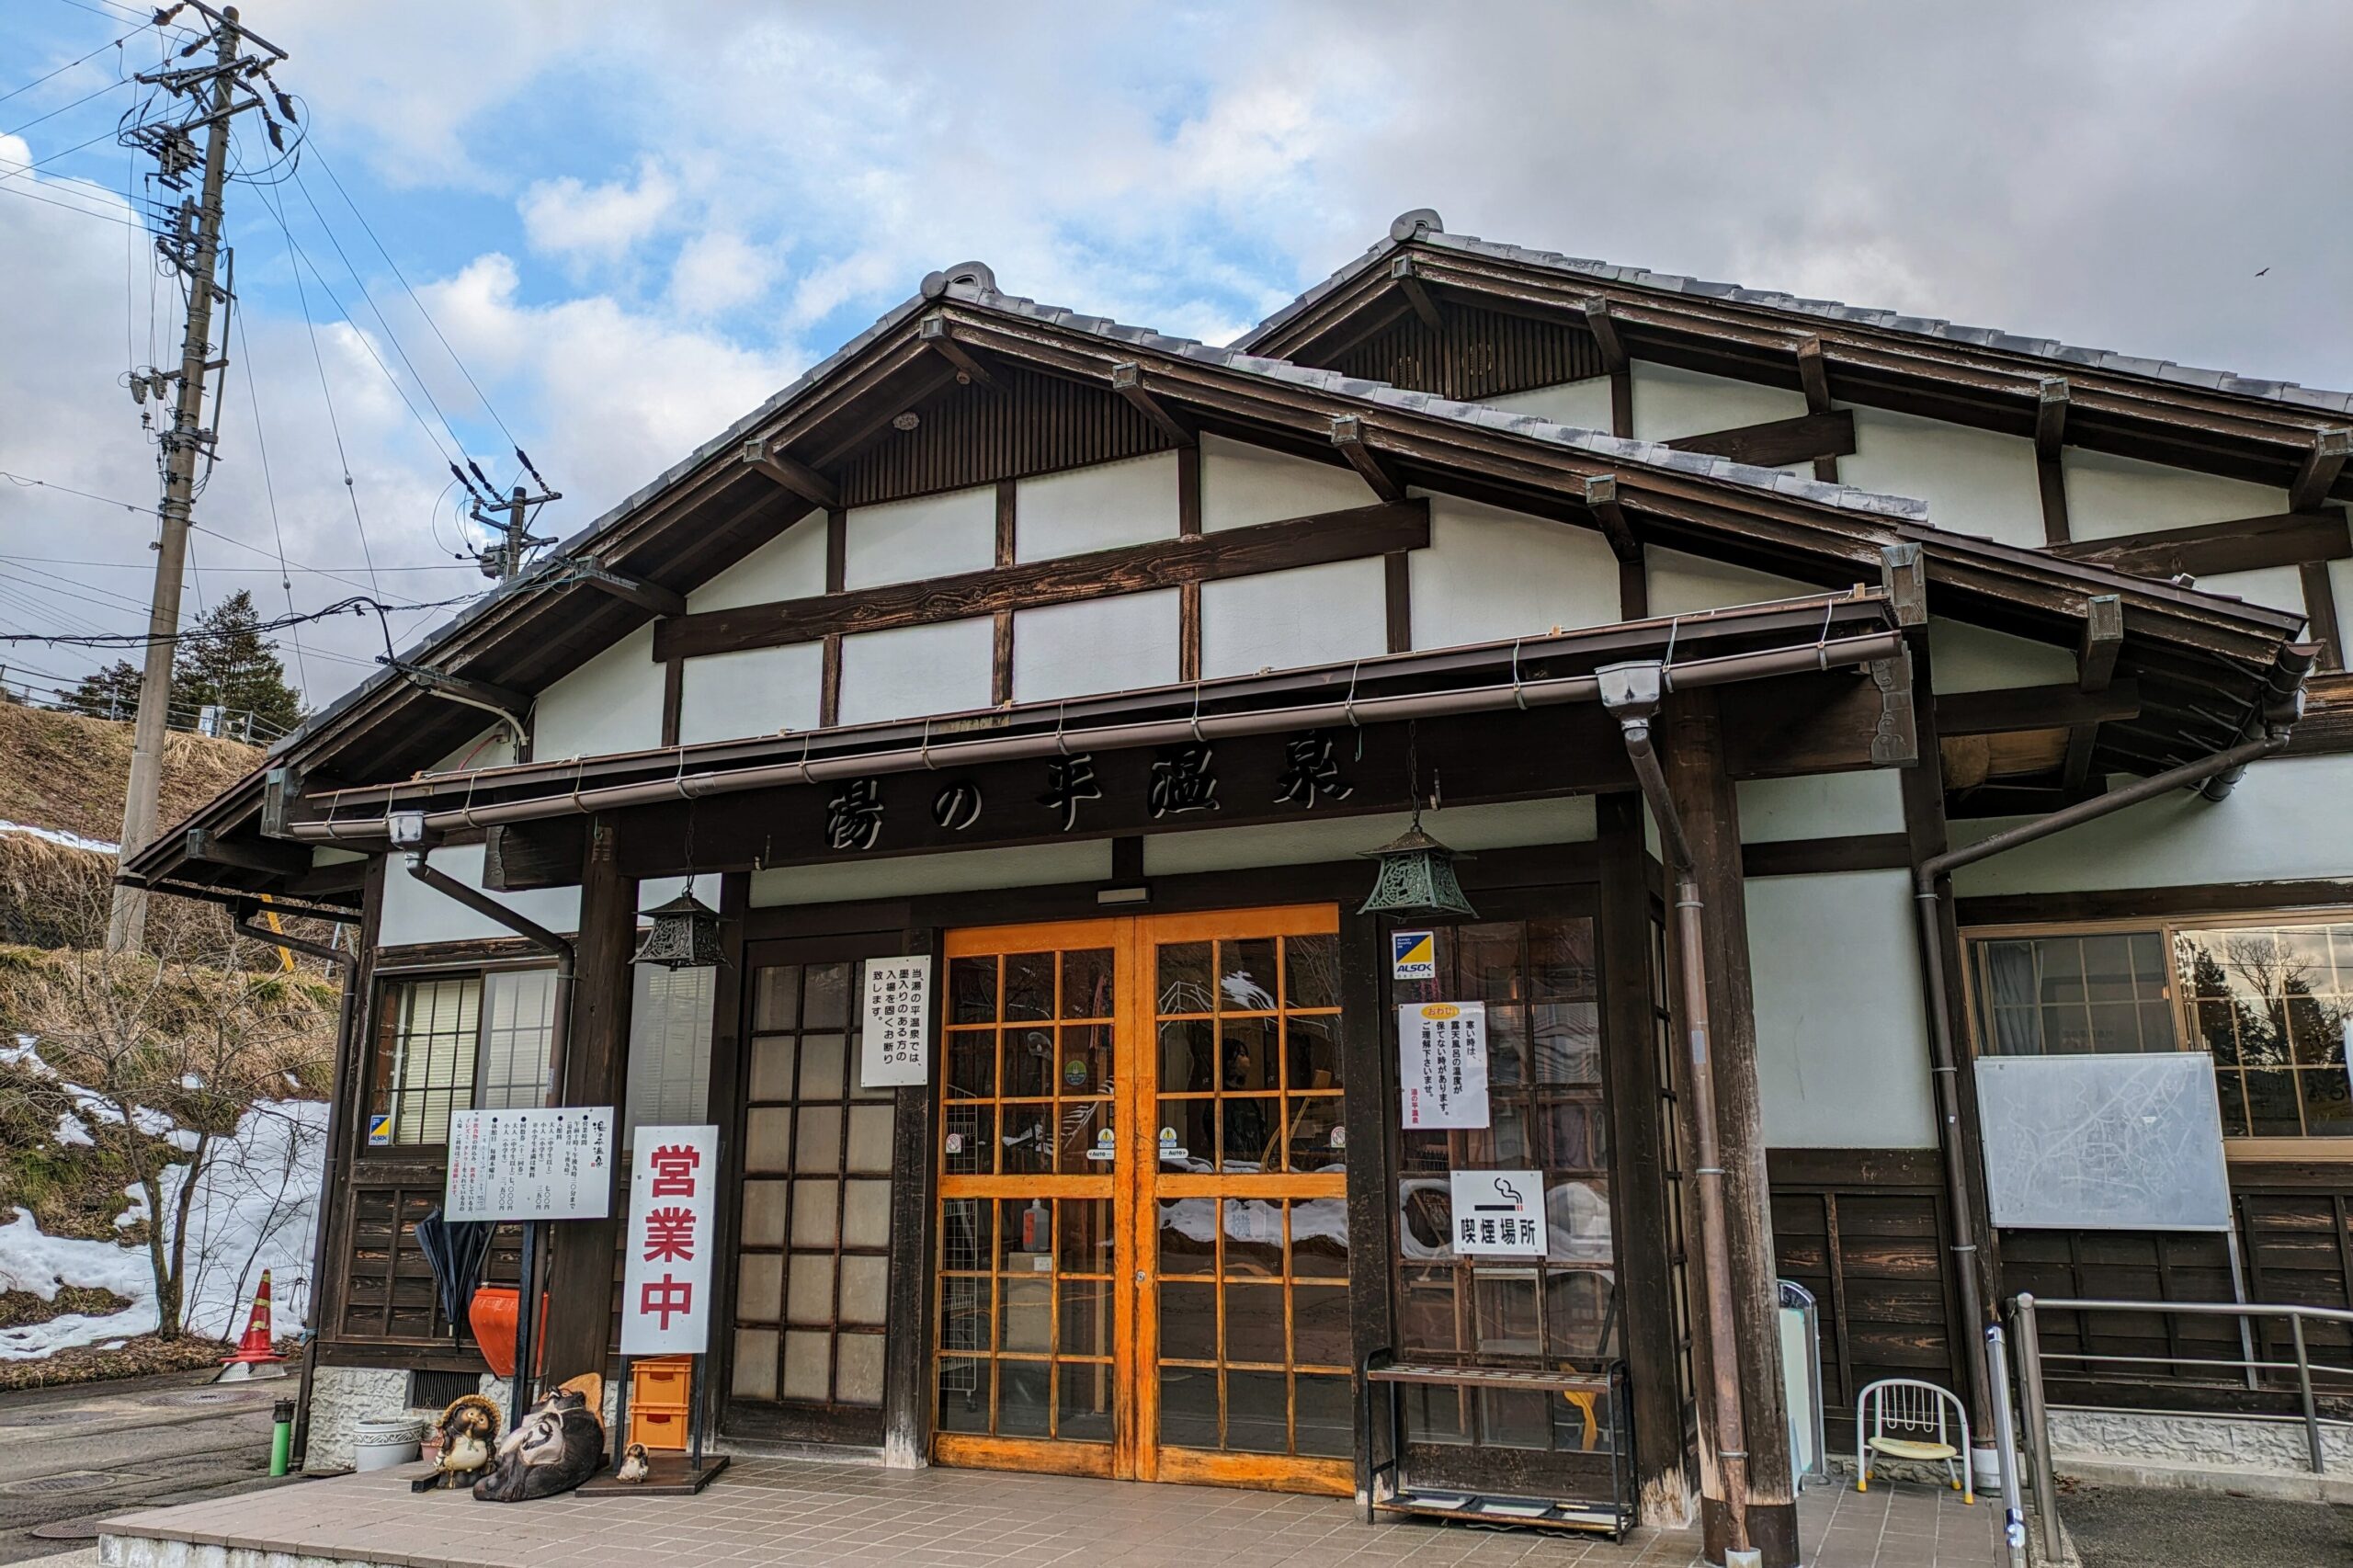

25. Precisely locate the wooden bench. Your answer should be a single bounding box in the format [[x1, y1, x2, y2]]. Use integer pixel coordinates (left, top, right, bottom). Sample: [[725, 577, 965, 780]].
[[1360, 1353, 1634, 1537]]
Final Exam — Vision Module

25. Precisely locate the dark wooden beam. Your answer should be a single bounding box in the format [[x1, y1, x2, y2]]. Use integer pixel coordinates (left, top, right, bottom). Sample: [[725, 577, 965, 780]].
[[2289, 428, 2352, 512], [540, 816, 634, 1386], [2035, 377, 2069, 458], [2301, 560, 2344, 672], [1582, 296, 1627, 372], [1176, 444, 1202, 682], [1739, 832, 1913, 878], [2034, 378, 2072, 546], [2050, 509, 2351, 580], [2079, 594, 2124, 692], [1665, 409, 1856, 470], [660, 654, 684, 746], [569, 561, 686, 619], [917, 315, 996, 390], [185, 827, 310, 877], [1934, 679, 2141, 735], [1108, 363, 1194, 447], [397, 665, 530, 723], [654, 498, 1432, 660], [1391, 256, 1444, 331], [993, 480, 1017, 706], [1583, 473, 1640, 561], [1329, 415, 1404, 502], [739, 437, 838, 508], [1383, 551, 1411, 653], [481, 818, 586, 892], [1796, 336, 1833, 413], [1796, 337, 1839, 483]]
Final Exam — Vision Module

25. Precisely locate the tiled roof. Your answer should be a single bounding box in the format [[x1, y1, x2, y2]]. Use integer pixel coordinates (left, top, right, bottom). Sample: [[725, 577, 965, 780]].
[[1239, 210, 2353, 417]]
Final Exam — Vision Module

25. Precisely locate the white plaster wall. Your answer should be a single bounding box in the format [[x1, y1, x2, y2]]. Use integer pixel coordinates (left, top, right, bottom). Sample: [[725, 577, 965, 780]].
[[1013, 589, 1179, 702], [2199, 563, 2308, 619], [1736, 768, 1906, 843], [379, 842, 581, 947], [1838, 404, 2045, 551], [844, 485, 995, 587], [688, 510, 827, 612], [532, 624, 662, 761], [1483, 378, 1617, 433], [1199, 558, 1387, 678], [1015, 451, 1179, 560], [2333, 559, 2353, 642], [1629, 362, 1808, 448], [1142, 796, 1597, 878], [1947, 753, 2353, 896], [837, 617, 994, 724], [1926, 618, 2076, 693], [678, 641, 824, 744], [1747, 868, 1938, 1148], [2060, 447, 2287, 542], [749, 839, 1111, 907], [426, 727, 515, 774], [1645, 546, 1814, 617], [1199, 432, 1373, 531], [1408, 491, 1621, 649]]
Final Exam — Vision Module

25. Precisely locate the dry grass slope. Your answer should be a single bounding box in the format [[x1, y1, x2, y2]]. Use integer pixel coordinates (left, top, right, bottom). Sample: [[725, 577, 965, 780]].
[[0, 700, 262, 845]]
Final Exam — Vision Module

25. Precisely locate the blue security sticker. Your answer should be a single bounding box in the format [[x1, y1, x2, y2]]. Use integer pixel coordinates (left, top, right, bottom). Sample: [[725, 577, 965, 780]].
[[1391, 930, 1436, 980]]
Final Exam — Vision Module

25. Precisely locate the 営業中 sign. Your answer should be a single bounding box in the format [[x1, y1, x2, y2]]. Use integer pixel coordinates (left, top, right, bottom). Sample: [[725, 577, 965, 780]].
[[444, 1106, 615, 1223], [620, 1123, 720, 1356], [1399, 1000, 1489, 1129], [859, 955, 933, 1087], [1449, 1169, 1547, 1256]]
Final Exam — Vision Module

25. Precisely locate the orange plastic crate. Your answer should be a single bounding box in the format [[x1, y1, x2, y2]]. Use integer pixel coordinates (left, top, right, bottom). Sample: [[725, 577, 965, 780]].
[[629, 1406, 687, 1452]]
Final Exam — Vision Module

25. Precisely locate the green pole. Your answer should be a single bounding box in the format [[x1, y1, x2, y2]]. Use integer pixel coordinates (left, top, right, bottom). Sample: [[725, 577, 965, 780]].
[[270, 1398, 293, 1477]]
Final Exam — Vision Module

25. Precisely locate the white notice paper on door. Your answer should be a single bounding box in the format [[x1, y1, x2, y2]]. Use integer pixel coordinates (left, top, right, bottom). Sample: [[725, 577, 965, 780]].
[[859, 955, 933, 1087], [1398, 1001, 1489, 1129]]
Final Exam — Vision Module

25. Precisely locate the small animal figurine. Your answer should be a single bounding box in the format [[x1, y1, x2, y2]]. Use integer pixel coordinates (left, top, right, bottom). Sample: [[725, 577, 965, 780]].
[[472, 1377, 606, 1504], [616, 1442, 651, 1483], [411, 1393, 502, 1493]]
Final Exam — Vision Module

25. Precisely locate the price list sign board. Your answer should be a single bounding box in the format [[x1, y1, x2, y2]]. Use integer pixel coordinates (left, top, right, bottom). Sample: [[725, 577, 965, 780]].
[[620, 1123, 719, 1356], [859, 955, 933, 1088], [1399, 1000, 1490, 1129], [445, 1107, 617, 1223]]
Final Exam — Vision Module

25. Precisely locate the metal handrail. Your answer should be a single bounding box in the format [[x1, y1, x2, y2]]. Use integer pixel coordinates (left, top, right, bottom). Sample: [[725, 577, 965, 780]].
[[2011, 1292, 2353, 1560]]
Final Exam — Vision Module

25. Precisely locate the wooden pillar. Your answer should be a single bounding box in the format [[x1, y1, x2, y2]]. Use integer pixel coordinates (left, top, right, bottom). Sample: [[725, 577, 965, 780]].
[[703, 872, 752, 1429], [1597, 792, 1691, 1524], [1337, 906, 1398, 1506], [1661, 691, 1797, 1568], [882, 923, 943, 1468], [541, 814, 637, 1387]]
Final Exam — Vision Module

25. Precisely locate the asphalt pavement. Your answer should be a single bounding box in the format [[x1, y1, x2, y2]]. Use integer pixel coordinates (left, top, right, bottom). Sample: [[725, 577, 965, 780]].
[[2064, 1483, 2353, 1568], [0, 1367, 296, 1565]]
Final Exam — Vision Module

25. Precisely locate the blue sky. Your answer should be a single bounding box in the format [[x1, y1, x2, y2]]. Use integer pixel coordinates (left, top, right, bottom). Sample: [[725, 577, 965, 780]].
[[2, 0, 2348, 712]]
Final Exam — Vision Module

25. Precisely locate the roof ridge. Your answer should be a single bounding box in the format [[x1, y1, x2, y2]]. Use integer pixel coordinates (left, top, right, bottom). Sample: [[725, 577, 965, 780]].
[[1237, 213, 2353, 417]]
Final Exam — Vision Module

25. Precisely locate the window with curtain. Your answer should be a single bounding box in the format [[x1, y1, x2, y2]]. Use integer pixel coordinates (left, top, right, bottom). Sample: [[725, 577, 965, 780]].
[[367, 968, 557, 1148], [624, 963, 715, 1152], [1966, 917, 2353, 1141]]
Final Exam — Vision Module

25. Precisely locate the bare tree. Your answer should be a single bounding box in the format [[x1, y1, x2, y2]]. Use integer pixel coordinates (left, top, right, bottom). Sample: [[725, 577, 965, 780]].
[[11, 890, 335, 1341]]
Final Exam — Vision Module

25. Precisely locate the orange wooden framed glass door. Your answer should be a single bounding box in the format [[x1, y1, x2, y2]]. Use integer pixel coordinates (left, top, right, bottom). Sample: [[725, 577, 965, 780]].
[[931, 906, 1353, 1494]]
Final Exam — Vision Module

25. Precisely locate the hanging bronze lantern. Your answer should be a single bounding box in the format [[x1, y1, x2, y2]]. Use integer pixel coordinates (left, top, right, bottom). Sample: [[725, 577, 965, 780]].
[[632, 885, 724, 969], [1358, 811, 1476, 919]]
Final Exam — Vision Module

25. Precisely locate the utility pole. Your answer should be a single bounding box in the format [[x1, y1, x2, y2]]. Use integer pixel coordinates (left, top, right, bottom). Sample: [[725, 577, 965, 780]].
[[108, 4, 287, 951], [462, 460, 561, 581]]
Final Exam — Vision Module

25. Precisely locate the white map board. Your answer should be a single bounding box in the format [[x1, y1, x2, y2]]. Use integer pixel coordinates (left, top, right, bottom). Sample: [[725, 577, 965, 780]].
[[1974, 1052, 2232, 1232]]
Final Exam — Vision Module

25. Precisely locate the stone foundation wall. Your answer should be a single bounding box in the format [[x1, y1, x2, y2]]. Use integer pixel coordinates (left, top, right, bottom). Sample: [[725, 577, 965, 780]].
[[300, 1366, 413, 1475], [2049, 1406, 2353, 1477]]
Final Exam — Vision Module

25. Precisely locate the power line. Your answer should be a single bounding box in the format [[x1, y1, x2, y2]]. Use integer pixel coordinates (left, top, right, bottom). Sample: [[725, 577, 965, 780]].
[[0, 74, 131, 140], [229, 279, 306, 694], [0, 553, 473, 573], [0, 590, 483, 648], [0, 169, 141, 227], [0, 28, 135, 110]]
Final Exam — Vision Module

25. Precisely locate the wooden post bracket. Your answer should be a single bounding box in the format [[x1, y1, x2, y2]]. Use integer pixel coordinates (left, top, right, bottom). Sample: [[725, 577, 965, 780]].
[[1109, 363, 1195, 447], [1391, 256, 1445, 332], [739, 437, 838, 508], [1330, 415, 1406, 503], [918, 315, 998, 391]]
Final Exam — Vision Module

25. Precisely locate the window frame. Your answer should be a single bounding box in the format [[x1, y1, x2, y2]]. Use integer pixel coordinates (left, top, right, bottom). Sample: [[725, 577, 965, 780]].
[[363, 959, 563, 1156], [1960, 906, 2353, 1159]]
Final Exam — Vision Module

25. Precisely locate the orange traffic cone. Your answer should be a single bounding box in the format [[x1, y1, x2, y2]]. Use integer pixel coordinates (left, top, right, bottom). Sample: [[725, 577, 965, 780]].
[[215, 1270, 290, 1382]]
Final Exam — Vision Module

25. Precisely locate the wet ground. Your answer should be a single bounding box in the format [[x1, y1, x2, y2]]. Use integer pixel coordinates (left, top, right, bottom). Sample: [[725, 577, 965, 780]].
[[2064, 1483, 2353, 1568], [0, 1367, 291, 1565]]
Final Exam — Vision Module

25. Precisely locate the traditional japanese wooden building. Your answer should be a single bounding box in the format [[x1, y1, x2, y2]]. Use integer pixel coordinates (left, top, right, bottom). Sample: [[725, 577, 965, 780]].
[[123, 211, 2350, 1565]]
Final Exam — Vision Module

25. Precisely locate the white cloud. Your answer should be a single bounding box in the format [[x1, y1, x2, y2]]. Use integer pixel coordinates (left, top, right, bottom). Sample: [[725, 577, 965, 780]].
[[669, 230, 775, 316], [518, 158, 676, 262]]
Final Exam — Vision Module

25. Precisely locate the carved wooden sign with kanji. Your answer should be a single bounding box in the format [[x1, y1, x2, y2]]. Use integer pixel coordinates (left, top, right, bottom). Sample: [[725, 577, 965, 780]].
[[620, 1123, 720, 1356]]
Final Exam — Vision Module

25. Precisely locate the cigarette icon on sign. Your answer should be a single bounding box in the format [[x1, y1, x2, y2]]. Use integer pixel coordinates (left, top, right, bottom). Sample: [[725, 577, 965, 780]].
[[1473, 1176, 1523, 1211]]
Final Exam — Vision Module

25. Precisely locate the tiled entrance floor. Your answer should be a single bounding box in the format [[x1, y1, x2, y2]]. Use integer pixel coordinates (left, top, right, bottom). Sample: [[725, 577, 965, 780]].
[[98, 1457, 2009, 1568]]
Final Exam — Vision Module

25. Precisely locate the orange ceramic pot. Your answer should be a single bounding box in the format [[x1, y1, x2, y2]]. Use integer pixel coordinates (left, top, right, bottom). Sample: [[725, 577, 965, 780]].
[[467, 1285, 548, 1379]]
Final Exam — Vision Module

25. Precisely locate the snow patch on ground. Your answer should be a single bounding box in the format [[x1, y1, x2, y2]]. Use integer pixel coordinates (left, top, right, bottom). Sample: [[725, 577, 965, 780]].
[[0, 818, 117, 854], [0, 1097, 326, 1357], [54, 1110, 92, 1147]]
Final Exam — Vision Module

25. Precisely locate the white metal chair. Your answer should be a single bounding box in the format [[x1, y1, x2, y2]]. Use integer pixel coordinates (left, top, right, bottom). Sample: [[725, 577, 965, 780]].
[[1855, 1377, 1972, 1503]]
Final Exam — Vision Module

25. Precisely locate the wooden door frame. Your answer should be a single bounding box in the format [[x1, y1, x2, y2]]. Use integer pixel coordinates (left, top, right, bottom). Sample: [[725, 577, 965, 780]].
[[927, 906, 1354, 1494]]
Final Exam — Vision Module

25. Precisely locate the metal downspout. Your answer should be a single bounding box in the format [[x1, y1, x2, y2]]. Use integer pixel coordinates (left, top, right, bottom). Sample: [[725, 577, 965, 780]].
[[234, 903, 356, 1472], [1599, 661, 1757, 1568], [1912, 728, 2294, 1449], [404, 853, 578, 1421]]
